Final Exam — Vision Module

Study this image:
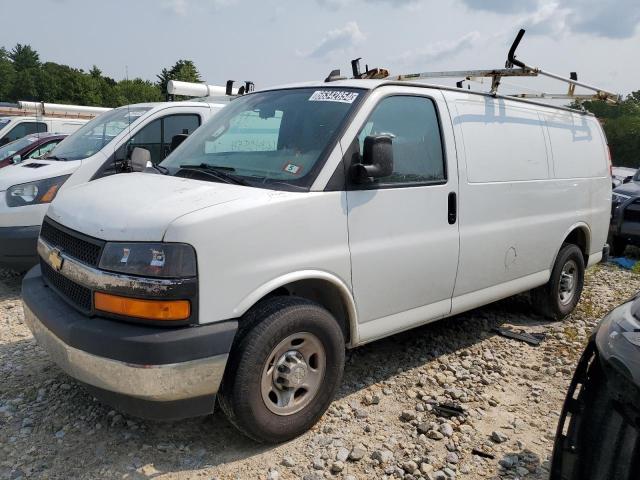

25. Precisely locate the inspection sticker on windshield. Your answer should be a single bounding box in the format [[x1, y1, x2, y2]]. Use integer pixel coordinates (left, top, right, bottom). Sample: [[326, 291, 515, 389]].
[[309, 90, 359, 104], [283, 163, 302, 175]]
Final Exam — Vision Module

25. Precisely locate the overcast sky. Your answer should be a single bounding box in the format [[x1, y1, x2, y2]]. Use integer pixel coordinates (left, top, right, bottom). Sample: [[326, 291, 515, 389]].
[[1, 0, 639, 97]]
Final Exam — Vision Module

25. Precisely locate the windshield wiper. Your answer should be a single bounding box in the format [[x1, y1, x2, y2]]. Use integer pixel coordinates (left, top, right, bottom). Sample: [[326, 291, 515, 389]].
[[45, 155, 67, 161], [178, 163, 250, 186], [146, 164, 169, 175]]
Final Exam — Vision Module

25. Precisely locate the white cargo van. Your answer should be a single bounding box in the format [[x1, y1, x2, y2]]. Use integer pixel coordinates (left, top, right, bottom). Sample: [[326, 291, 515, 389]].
[[0, 115, 87, 146], [21, 77, 611, 442], [0, 99, 228, 269]]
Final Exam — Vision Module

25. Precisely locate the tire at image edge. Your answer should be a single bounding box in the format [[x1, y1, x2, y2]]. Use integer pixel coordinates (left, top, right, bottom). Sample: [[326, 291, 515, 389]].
[[218, 296, 346, 443]]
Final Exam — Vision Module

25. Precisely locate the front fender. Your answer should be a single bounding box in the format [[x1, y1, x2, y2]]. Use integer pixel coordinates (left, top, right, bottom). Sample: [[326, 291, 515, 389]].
[[233, 270, 360, 346]]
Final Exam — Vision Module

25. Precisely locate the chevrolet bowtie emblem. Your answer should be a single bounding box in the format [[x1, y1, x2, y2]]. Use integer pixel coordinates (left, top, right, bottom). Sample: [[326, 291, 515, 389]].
[[49, 248, 64, 272]]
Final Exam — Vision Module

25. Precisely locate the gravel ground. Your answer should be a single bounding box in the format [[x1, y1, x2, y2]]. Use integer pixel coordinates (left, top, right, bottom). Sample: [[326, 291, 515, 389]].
[[1, 263, 639, 480]]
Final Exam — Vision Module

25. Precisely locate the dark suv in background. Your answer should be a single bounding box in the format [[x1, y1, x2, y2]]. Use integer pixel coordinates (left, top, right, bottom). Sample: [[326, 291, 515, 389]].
[[609, 168, 640, 256]]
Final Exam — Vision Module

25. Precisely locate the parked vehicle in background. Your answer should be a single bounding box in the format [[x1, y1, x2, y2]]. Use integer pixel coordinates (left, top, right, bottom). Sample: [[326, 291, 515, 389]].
[[612, 166, 637, 189], [0, 116, 84, 146], [21, 76, 611, 442], [0, 98, 230, 270], [551, 294, 640, 480], [609, 171, 640, 256], [0, 133, 67, 169]]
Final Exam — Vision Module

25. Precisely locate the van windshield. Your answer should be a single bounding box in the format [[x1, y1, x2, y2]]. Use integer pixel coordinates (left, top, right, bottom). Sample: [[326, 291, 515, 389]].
[[161, 87, 364, 190], [0, 136, 37, 159], [49, 106, 151, 161]]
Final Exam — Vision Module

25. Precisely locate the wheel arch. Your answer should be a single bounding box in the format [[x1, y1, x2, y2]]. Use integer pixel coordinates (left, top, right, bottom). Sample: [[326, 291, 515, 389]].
[[233, 270, 359, 346], [553, 222, 591, 269]]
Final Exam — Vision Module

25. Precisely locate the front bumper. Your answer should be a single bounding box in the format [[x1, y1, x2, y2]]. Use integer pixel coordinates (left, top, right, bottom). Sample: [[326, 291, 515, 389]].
[[0, 225, 40, 271], [610, 196, 640, 245], [22, 266, 238, 420]]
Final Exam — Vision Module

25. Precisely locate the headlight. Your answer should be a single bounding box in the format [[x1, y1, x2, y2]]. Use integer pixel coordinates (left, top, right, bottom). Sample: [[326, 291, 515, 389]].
[[99, 242, 197, 278], [6, 175, 70, 207]]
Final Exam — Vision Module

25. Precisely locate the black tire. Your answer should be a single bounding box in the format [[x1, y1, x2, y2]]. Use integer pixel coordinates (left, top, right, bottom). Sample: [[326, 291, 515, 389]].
[[218, 296, 345, 443], [609, 236, 627, 257], [532, 243, 585, 321]]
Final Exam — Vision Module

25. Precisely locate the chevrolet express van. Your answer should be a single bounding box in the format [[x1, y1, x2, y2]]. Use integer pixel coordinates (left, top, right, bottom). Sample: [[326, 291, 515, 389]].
[[0, 99, 228, 270], [22, 80, 611, 442]]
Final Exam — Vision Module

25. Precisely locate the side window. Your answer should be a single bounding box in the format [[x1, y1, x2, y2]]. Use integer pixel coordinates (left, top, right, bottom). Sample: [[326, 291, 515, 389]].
[[356, 96, 445, 186], [116, 114, 201, 165], [5, 122, 48, 142], [27, 140, 60, 159], [129, 118, 162, 164]]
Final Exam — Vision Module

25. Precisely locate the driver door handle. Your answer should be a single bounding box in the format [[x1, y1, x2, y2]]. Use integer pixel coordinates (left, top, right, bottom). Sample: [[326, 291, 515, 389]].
[[448, 192, 457, 225]]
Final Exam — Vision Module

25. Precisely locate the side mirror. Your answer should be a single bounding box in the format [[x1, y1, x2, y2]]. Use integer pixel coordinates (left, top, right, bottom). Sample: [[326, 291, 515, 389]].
[[170, 134, 189, 152], [351, 134, 394, 182], [12, 154, 22, 164], [623, 177, 632, 184], [130, 147, 152, 172]]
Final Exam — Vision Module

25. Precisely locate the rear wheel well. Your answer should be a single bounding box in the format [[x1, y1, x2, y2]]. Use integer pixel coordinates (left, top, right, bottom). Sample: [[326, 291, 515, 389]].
[[563, 227, 589, 263], [248, 279, 352, 344]]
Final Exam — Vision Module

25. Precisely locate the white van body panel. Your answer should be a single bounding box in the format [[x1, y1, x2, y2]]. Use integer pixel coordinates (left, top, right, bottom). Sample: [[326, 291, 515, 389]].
[[0, 116, 87, 141], [164, 189, 352, 330], [38, 80, 611, 348], [447, 91, 610, 312]]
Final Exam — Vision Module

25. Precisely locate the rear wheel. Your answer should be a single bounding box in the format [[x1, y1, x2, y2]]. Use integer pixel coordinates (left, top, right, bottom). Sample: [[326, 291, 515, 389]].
[[533, 243, 585, 321], [218, 297, 345, 443]]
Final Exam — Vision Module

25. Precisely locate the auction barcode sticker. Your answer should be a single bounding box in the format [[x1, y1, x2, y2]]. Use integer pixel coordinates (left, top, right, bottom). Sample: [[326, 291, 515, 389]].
[[309, 90, 359, 104]]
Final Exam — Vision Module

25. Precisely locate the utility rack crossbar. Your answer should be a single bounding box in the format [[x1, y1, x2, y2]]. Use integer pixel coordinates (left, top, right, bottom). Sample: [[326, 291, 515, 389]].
[[352, 29, 621, 104]]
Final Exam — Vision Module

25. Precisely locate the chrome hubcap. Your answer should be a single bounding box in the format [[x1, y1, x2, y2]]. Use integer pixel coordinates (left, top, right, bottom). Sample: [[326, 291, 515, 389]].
[[559, 259, 578, 305], [261, 332, 326, 416]]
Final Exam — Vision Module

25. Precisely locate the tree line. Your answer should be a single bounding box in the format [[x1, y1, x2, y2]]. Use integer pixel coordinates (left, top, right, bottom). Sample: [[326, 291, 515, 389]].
[[0, 43, 638, 168], [0, 44, 202, 107], [576, 92, 640, 168]]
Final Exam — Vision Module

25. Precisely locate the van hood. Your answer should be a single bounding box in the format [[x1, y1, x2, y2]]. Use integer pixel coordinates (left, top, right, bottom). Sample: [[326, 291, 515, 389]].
[[47, 173, 270, 241], [0, 160, 80, 191]]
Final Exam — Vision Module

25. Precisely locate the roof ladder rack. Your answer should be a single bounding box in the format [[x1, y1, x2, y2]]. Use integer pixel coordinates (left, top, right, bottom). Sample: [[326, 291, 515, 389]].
[[385, 29, 621, 104]]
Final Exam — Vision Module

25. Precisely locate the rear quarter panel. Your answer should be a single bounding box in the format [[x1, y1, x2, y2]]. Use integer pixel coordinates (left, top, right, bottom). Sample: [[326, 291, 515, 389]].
[[446, 91, 609, 302]]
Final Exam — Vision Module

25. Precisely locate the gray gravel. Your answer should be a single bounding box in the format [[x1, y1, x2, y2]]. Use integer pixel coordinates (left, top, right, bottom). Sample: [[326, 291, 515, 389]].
[[1, 263, 638, 479]]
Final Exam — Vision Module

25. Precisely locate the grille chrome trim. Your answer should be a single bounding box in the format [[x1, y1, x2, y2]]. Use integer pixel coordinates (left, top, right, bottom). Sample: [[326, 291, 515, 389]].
[[40, 217, 104, 267], [38, 237, 195, 298]]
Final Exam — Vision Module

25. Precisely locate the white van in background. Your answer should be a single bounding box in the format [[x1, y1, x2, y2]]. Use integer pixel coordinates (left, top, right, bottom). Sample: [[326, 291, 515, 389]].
[[0, 98, 229, 269], [0, 116, 86, 146], [0, 101, 111, 146], [21, 79, 611, 442]]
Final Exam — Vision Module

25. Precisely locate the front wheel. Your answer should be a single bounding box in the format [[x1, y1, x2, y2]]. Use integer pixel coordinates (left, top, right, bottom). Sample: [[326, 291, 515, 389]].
[[218, 297, 345, 443], [532, 243, 585, 321]]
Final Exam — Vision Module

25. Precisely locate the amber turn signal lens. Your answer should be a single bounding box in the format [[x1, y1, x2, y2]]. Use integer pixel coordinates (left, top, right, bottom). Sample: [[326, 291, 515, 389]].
[[94, 292, 190, 321], [40, 184, 62, 203]]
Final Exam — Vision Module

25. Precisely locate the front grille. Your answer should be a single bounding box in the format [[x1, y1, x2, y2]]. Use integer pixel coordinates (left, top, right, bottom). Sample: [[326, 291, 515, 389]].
[[40, 218, 104, 267], [41, 259, 92, 312]]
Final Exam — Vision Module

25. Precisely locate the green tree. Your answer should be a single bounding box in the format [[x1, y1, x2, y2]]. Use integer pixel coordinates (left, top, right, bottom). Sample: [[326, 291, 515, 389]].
[[9, 44, 40, 71], [115, 78, 163, 105], [576, 92, 640, 168], [156, 59, 202, 96], [0, 47, 16, 100]]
